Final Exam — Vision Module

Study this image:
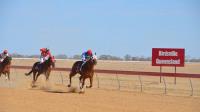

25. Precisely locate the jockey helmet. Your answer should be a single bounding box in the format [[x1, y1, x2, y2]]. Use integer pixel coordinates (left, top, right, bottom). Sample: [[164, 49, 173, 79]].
[[3, 50, 8, 54], [40, 48, 46, 52], [87, 49, 92, 56]]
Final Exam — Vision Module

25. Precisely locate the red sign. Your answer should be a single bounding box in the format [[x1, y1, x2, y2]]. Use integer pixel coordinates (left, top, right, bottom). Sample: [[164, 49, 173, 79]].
[[152, 48, 185, 67]]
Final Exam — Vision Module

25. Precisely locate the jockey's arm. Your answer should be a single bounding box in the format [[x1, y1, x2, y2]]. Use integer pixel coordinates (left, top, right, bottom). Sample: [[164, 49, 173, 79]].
[[5, 53, 9, 57], [81, 53, 86, 61], [0, 54, 8, 62], [40, 56, 44, 63], [44, 55, 50, 60]]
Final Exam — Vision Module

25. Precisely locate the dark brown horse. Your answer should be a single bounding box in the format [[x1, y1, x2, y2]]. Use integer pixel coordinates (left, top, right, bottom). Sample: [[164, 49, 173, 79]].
[[0, 56, 12, 80], [68, 55, 97, 90], [25, 57, 55, 87]]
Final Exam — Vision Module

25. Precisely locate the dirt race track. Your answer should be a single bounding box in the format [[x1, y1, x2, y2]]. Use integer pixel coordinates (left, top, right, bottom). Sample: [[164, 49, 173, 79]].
[[0, 86, 200, 112], [0, 59, 200, 112]]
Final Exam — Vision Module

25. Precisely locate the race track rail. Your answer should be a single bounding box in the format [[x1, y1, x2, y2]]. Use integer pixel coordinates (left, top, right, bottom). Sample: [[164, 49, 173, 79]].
[[11, 65, 200, 78]]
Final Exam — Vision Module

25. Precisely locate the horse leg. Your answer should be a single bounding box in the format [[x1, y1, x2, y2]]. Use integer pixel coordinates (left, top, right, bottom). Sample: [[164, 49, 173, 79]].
[[32, 72, 41, 87], [35, 72, 41, 82], [68, 71, 76, 87], [80, 77, 86, 93], [45, 71, 50, 81], [32, 72, 37, 87], [87, 71, 94, 88], [46, 73, 50, 81], [4, 73, 8, 80], [87, 77, 93, 88], [80, 76, 86, 89], [7, 71, 10, 80], [79, 75, 83, 89]]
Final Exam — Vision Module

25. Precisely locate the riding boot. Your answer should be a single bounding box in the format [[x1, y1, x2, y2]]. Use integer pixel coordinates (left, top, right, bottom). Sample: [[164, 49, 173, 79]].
[[80, 61, 86, 72]]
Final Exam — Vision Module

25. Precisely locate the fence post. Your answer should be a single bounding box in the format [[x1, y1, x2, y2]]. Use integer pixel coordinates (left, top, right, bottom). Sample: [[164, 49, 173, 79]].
[[174, 66, 177, 84], [96, 73, 100, 88], [189, 78, 193, 96], [116, 73, 120, 90], [138, 75, 143, 92], [59, 72, 63, 85], [162, 76, 167, 94], [160, 66, 162, 83]]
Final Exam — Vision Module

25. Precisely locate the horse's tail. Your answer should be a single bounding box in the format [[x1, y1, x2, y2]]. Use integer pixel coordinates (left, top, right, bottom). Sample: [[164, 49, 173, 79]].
[[25, 69, 33, 76], [25, 62, 39, 76]]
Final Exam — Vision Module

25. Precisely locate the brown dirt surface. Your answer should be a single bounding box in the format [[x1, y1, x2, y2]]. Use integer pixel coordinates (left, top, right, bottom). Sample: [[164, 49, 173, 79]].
[[0, 87, 200, 112], [0, 59, 200, 112]]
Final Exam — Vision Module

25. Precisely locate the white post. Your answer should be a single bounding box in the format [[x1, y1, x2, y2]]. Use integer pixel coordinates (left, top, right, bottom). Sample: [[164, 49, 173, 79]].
[[160, 66, 162, 83], [13, 68, 19, 88], [189, 78, 193, 96], [96, 73, 100, 88], [163, 76, 167, 94], [138, 75, 143, 92], [59, 72, 63, 84], [174, 66, 177, 84], [116, 73, 120, 90]]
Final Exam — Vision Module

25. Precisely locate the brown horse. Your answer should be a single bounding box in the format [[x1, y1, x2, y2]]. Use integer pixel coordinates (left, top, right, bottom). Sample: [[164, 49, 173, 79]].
[[68, 55, 97, 90], [25, 57, 55, 87], [0, 56, 12, 80]]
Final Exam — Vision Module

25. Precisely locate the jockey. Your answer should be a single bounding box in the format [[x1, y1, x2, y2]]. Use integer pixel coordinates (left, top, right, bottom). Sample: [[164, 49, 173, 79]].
[[0, 50, 9, 63], [40, 48, 52, 64], [36, 48, 52, 70], [80, 49, 93, 71]]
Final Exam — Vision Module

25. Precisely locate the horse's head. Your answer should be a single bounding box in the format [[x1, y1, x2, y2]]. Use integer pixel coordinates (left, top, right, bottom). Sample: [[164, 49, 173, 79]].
[[89, 55, 97, 65], [46, 56, 55, 68], [50, 56, 56, 68]]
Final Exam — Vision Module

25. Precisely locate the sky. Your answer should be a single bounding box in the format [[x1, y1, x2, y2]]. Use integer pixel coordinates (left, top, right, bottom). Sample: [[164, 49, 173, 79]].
[[0, 0, 200, 58]]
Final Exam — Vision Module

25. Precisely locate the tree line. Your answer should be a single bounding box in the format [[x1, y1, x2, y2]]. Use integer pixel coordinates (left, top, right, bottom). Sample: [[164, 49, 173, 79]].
[[11, 53, 200, 62]]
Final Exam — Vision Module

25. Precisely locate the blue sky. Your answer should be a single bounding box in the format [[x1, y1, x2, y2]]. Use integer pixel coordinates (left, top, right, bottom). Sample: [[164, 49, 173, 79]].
[[0, 0, 200, 58]]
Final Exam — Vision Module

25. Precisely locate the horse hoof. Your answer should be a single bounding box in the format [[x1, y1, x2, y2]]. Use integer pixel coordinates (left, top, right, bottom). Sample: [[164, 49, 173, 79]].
[[86, 86, 92, 88], [31, 85, 37, 88], [79, 90, 85, 94], [31, 83, 37, 88], [79, 91, 85, 94]]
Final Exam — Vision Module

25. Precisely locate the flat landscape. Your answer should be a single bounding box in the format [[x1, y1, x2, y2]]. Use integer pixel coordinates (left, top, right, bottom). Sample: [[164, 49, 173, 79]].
[[0, 58, 200, 112]]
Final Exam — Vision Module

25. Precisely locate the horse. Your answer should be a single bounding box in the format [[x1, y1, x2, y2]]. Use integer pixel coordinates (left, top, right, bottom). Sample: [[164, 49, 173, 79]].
[[0, 56, 12, 80], [25, 56, 55, 87], [68, 55, 97, 90]]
